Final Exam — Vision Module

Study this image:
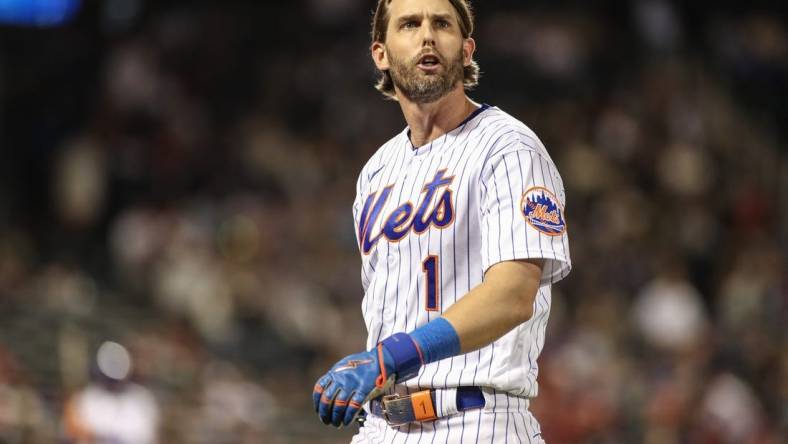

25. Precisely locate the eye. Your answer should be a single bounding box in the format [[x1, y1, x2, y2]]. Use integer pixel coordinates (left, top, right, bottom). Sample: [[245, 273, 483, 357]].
[[436, 19, 450, 28], [401, 20, 419, 29]]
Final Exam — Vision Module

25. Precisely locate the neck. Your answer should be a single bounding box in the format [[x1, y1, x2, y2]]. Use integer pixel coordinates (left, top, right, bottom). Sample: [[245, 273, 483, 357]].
[[396, 85, 479, 148]]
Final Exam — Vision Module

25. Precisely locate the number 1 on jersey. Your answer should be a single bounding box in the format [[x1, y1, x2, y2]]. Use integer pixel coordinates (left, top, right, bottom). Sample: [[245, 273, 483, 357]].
[[422, 255, 440, 311]]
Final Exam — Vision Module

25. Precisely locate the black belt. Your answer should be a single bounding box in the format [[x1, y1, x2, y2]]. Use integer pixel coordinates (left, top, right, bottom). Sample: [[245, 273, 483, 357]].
[[369, 387, 485, 427]]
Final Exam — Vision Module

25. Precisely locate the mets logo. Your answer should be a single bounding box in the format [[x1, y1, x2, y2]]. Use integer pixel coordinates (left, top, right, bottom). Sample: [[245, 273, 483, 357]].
[[521, 187, 566, 236], [358, 169, 455, 255], [334, 359, 373, 372]]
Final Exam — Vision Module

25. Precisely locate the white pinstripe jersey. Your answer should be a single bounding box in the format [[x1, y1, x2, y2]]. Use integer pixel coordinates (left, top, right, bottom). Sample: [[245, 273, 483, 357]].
[[353, 104, 571, 398]]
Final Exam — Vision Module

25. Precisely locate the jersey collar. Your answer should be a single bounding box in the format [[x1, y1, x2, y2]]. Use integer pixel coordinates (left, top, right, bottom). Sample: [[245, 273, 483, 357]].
[[407, 103, 491, 154]]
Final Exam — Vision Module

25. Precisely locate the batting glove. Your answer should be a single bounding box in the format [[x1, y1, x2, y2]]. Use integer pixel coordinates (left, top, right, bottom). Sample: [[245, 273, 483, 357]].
[[312, 333, 423, 427]]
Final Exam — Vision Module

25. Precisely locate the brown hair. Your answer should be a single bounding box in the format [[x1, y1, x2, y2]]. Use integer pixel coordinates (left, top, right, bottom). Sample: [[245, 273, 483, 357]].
[[371, 0, 480, 99]]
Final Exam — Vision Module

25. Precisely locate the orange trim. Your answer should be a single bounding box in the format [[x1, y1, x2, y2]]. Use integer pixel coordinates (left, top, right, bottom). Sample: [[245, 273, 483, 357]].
[[413, 338, 425, 365], [334, 399, 348, 406], [375, 344, 388, 388], [313, 384, 324, 393], [410, 390, 437, 421], [349, 400, 362, 408]]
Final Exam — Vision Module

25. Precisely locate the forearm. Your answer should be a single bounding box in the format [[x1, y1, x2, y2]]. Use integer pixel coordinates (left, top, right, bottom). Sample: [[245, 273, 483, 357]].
[[441, 259, 543, 353]]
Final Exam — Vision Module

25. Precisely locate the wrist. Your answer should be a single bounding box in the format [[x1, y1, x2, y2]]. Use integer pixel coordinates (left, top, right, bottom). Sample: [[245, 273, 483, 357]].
[[378, 317, 461, 383], [410, 317, 461, 363], [379, 333, 422, 382]]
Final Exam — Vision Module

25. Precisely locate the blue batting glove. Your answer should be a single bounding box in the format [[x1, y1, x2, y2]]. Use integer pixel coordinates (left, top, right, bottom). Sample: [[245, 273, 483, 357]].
[[312, 346, 393, 427], [312, 333, 424, 427]]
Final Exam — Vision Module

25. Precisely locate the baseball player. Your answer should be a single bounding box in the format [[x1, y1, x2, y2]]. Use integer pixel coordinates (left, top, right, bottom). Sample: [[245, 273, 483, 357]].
[[312, 0, 571, 442]]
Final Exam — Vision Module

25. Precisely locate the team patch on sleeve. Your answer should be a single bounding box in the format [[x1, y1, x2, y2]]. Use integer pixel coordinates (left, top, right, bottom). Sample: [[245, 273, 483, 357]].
[[521, 187, 566, 236]]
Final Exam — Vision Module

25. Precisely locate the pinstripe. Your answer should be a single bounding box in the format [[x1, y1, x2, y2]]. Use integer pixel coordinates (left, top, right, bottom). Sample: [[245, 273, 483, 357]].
[[535, 290, 550, 386], [429, 421, 438, 444], [512, 396, 525, 444], [527, 410, 540, 440], [444, 392, 452, 444], [459, 410, 467, 443], [474, 408, 482, 444], [523, 289, 545, 395], [502, 156, 517, 259], [526, 151, 545, 259], [505, 391, 511, 444], [380, 422, 390, 444], [403, 421, 413, 444], [491, 147, 504, 264], [535, 154, 555, 284], [528, 288, 548, 392], [477, 129, 518, 191], [534, 292, 551, 379], [519, 396, 532, 444], [514, 151, 531, 254], [490, 388, 498, 444]]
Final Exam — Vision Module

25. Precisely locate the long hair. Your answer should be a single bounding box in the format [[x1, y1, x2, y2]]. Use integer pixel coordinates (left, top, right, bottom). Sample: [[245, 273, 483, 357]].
[[371, 0, 480, 99]]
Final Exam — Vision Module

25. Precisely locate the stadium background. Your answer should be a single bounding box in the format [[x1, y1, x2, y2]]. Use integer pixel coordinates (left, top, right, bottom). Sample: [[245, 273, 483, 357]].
[[0, 0, 785, 442]]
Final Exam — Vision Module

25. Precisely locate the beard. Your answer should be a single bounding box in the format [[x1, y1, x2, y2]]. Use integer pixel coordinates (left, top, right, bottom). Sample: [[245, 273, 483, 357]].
[[387, 47, 465, 104]]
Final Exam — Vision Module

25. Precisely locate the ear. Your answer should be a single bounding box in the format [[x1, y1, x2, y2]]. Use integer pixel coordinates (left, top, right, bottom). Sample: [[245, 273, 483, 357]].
[[371, 41, 389, 71], [462, 37, 476, 67]]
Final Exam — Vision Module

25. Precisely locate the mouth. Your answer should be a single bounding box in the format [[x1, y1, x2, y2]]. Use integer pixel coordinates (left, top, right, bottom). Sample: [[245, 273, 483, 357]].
[[416, 53, 442, 72]]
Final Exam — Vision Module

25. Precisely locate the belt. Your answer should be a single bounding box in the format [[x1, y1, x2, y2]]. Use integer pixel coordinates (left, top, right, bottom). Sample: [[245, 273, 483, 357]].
[[369, 387, 485, 427]]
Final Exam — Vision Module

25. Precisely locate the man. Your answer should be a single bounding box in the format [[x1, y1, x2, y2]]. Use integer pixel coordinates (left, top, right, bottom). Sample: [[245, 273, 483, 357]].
[[312, 0, 571, 441]]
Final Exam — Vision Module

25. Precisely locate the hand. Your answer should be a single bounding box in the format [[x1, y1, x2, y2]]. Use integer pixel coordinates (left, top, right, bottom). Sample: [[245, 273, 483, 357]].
[[312, 345, 395, 427]]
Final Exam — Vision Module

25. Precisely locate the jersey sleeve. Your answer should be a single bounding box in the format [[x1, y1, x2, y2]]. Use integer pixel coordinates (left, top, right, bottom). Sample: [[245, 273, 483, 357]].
[[479, 144, 571, 286]]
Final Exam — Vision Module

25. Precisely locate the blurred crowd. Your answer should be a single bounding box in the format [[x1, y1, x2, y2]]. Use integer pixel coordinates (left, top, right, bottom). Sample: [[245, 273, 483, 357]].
[[0, 0, 786, 443]]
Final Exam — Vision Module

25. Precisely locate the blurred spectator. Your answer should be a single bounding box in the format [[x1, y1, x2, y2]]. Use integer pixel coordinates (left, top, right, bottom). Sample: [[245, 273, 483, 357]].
[[63, 341, 159, 444], [188, 360, 277, 443], [690, 372, 770, 444], [0, 345, 54, 442], [631, 266, 709, 352]]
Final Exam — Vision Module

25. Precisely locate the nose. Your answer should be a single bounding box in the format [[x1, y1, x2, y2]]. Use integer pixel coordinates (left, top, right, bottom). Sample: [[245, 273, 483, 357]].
[[420, 20, 435, 46]]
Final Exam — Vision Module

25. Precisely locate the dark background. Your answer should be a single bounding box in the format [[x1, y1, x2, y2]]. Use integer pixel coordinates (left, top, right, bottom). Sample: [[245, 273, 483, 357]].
[[0, 0, 785, 442]]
